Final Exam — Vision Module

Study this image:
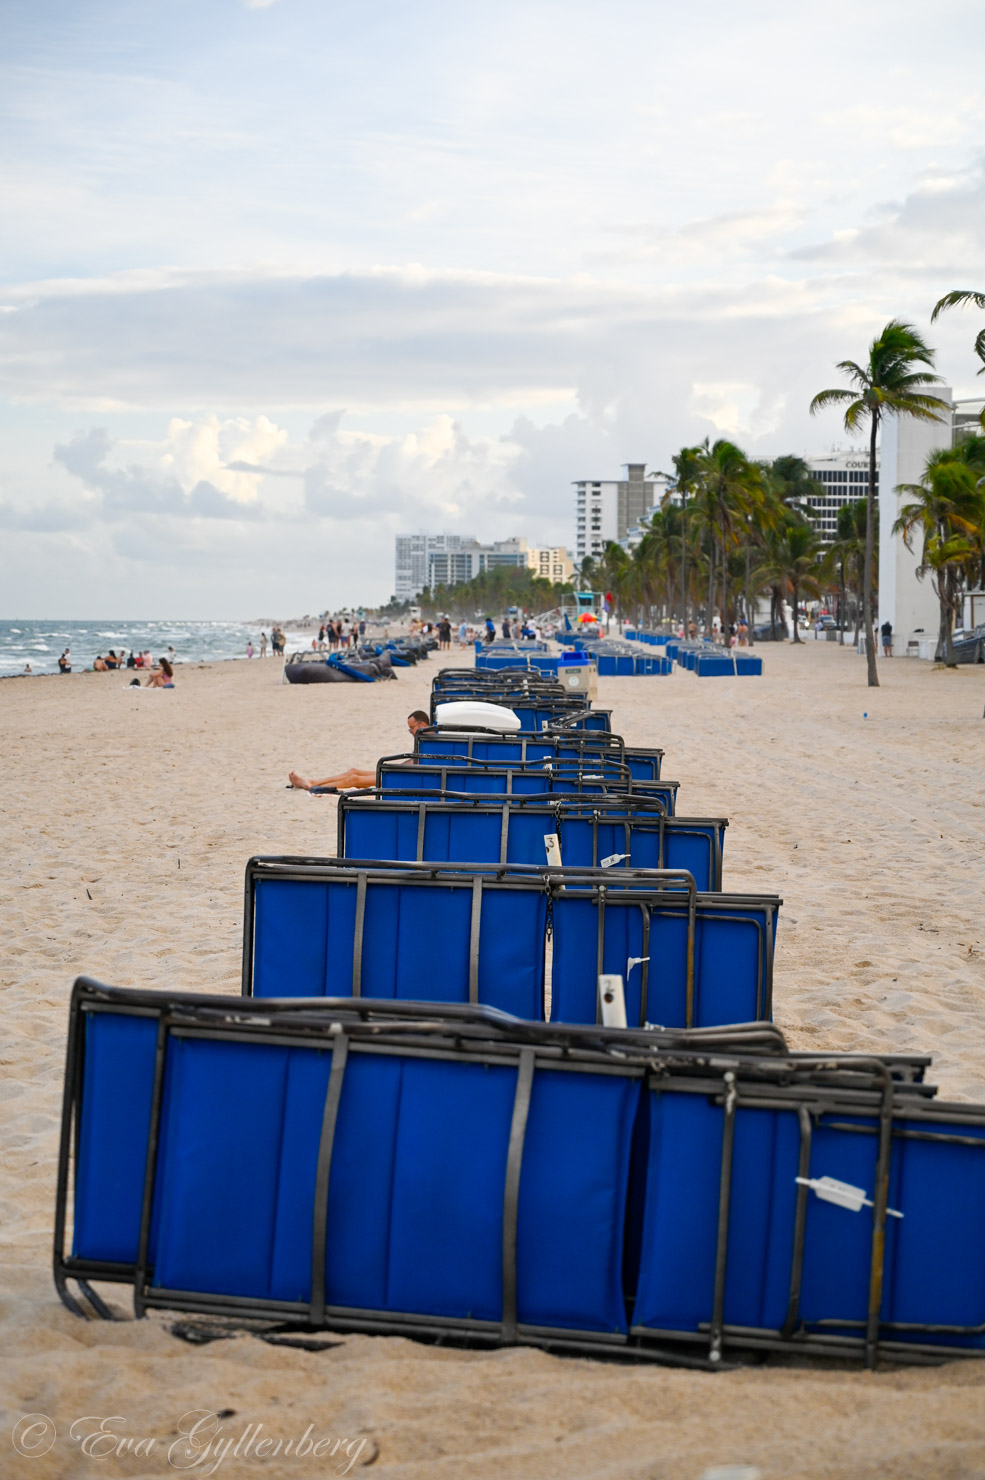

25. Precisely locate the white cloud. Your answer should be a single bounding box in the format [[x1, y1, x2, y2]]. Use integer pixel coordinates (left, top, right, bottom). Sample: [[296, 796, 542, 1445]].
[[162, 414, 288, 503], [689, 383, 788, 441]]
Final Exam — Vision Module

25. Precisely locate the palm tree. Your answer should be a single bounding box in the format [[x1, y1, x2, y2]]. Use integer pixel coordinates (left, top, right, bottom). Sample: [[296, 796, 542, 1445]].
[[755, 514, 825, 644], [829, 500, 866, 645], [931, 291, 985, 416], [810, 321, 949, 686], [666, 446, 704, 634], [693, 439, 759, 639], [768, 455, 819, 520], [894, 439, 985, 665]]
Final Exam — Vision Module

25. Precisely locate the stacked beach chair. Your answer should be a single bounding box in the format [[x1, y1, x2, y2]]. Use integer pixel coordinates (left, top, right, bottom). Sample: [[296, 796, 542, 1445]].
[[54, 666, 985, 1370]]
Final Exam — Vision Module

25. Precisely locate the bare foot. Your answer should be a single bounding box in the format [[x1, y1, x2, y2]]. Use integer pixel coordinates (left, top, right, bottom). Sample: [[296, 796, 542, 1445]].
[[288, 771, 311, 790]]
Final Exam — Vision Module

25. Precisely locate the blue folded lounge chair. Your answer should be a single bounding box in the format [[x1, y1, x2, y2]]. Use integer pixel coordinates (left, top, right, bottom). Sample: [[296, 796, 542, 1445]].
[[57, 981, 983, 1369], [336, 794, 727, 892], [414, 730, 649, 773], [631, 1067, 985, 1365], [377, 761, 680, 812], [241, 858, 778, 1028], [56, 984, 646, 1346]]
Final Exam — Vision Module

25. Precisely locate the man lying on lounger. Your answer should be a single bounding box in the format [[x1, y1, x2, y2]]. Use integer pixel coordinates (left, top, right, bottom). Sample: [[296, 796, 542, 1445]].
[[288, 711, 431, 793]]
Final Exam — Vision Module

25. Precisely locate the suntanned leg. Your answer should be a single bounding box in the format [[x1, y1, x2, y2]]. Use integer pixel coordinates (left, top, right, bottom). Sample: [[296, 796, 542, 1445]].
[[288, 768, 376, 791]]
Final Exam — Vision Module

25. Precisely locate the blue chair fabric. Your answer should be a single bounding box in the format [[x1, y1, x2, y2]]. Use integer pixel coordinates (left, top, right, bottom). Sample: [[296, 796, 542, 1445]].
[[337, 796, 726, 892], [56, 982, 983, 1367]]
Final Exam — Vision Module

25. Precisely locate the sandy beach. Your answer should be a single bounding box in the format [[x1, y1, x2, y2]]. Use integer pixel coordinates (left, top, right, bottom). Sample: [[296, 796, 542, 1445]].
[[2, 642, 985, 1479]]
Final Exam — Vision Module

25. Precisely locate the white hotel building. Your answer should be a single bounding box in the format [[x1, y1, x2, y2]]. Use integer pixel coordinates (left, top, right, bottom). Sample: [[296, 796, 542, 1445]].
[[878, 392, 984, 652], [573, 464, 672, 563]]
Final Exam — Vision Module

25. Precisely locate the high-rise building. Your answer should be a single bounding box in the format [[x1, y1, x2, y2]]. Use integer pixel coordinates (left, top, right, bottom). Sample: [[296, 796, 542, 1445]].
[[803, 450, 879, 543], [395, 534, 557, 598], [428, 537, 530, 589], [394, 533, 473, 601], [573, 463, 659, 562]]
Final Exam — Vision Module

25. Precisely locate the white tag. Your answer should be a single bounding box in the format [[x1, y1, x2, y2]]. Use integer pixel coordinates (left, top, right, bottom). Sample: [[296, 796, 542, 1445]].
[[598, 974, 627, 1028], [796, 1176, 903, 1218], [544, 834, 562, 867], [600, 852, 628, 868]]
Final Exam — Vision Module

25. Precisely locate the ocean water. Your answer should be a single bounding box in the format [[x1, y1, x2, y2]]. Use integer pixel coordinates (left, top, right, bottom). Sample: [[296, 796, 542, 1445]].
[[0, 619, 285, 677]]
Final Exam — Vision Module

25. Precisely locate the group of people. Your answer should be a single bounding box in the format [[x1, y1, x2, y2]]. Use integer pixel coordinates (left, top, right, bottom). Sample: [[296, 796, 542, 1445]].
[[479, 616, 542, 644], [314, 618, 367, 652], [244, 629, 286, 658], [57, 646, 178, 675]]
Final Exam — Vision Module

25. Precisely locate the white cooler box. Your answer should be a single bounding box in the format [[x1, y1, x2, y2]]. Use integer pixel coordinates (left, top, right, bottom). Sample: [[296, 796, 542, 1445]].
[[559, 663, 598, 701]]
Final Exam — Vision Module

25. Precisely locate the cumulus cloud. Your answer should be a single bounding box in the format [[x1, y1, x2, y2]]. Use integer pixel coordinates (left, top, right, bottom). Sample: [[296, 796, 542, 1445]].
[[49, 418, 282, 520]]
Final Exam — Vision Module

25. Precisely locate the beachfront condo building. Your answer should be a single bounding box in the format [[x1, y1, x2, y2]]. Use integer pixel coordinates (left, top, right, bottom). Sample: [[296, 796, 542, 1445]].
[[804, 451, 879, 543], [394, 534, 473, 601], [527, 545, 575, 584], [395, 535, 572, 599], [574, 464, 672, 563]]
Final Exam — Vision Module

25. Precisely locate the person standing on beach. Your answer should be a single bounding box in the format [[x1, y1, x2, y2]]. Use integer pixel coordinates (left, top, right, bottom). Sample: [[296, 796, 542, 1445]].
[[246, 640, 255, 658], [881, 620, 893, 656], [260, 632, 268, 658], [58, 649, 71, 673]]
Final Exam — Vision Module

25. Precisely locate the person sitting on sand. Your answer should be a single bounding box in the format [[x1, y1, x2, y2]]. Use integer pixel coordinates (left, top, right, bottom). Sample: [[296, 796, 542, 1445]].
[[145, 658, 175, 688], [288, 711, 430, 793], [93, 655, 109, 671]]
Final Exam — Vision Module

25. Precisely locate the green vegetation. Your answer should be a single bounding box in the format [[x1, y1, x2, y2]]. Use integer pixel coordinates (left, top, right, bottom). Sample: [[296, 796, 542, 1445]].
[[419, 565, 574, 620], [894, 434, 985, 665], [580, 444, 837, 645]]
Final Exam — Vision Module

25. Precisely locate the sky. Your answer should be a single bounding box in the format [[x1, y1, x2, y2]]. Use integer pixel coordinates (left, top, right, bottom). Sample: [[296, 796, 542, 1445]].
[[2, 0, 985, 617]]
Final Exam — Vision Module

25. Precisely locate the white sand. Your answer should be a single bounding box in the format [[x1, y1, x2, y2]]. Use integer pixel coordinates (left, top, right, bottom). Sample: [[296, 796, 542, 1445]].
[[2, 643, 984, 1478]]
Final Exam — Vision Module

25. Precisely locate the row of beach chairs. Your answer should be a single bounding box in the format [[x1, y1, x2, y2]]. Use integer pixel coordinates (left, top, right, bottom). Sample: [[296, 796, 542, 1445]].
[[54, 661, 985, 1367]]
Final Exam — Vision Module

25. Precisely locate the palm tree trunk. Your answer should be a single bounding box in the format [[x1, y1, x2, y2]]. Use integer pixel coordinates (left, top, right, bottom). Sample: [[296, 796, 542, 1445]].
[[839, 561, 846, 646], [943, 567, 958, 666], [853, 562, 862, 644], [681, 495, 688, 636], [706, 533, 715, 640], [745, 540, 754, 647], [792, 579, 801, 643], [864, 416, 880, 686], [936, 584, 951, 664], [721, 512, 729, 645]]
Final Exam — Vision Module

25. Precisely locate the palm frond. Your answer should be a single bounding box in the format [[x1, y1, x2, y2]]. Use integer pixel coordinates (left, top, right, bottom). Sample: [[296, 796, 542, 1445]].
[[931, 289, 985, 321], [882, 391, 951, 423], [809, 388, 854, 415], [889, 370, 947, 390]]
